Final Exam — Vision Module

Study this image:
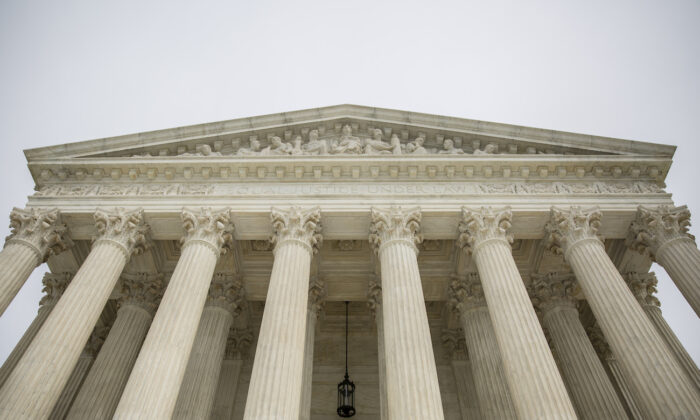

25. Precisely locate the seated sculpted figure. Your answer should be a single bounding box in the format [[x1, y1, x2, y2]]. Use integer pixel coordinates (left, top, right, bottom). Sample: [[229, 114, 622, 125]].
[[473, 143, 498, 155], [237, 139, 262, 155], [405, 136, 428, 154], [177, 144, 222, 157], [290, 135, 305, 155], [260, 136, 293, 155], [303, 129, 328, 155], [438, 139, 464, 154], [330, 125, 363, 154], [364, 129, 396, 155]]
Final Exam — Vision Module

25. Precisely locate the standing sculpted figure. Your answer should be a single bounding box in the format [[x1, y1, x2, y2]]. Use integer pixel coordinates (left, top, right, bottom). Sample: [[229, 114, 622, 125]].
[[330, 125, 363, 154], [302, 130, 328, 155], [291, 136, 305, 155], [405, 136, 428, 154], [260, 136, 293, 155], [438, 139, 464, 154], [237, 139, 262, 155]]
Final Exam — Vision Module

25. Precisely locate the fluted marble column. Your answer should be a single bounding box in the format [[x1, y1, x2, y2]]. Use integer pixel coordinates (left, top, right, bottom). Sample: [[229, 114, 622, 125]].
[[441, 329, 481, 420], [546, 206, 700, 419], [448, 273, 516, 419], [0, 272, 72, 389], [243, 206, 322, 420], [67, 273, 164, 419], [211, 329, 252, 420], [587, 324, 644, 420], [628, 205, 700, 317], [0, 208, 70, 316], [367, 276, 388, 420], [0, 208, 148, 420], [624, 271, 700, 389], [115, 208, 234, 419], [49, 326, 109, 420], [530, 272, 627, 419], [300, 277, 326, 420], [369, 206, 444, 420], [459, 206, 576, 419], [173, 274, 245, 420]]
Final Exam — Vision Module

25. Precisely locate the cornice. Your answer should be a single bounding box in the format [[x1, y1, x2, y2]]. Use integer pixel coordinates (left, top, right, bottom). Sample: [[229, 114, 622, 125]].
[[24, 104, 675, 161], [28, 154, 670, 187]]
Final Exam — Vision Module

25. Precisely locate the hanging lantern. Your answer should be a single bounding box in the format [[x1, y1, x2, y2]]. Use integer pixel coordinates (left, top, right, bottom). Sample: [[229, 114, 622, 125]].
[[337, 301, 356, 417]]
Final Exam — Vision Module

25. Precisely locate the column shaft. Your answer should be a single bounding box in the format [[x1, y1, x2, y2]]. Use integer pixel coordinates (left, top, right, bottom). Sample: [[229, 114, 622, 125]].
[[299, 307, 318, 420], [451, 360, 481, 420], [566, 240, 700, 418], [0, 305, 51, 388], [644, 305, 700, 389], [48, 351, 94, 420], [375, 305, 388, 420], [114, 243, 220, 419], [473, 240, 575, 419], [380, 241, 444, 419], [542, 306, 627, 419], [211, 359, 242, 420], [657, 240, 700, 317], [243, 241, 312, 419], [0, 242, 128, 419], [173, 305, 233, 419], [0, 243, 40, 315], [67, 304, 153, 419], [459, 307, 516, 419]]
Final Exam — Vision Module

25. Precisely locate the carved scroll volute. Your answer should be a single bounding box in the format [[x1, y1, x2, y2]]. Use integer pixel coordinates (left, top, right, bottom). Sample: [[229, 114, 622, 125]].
[[545, 206, 603, 257], [627, 205, 695, 260], [368, 206, 422, 255], [6, 208, 72, 263], [93, 208, 150, 260], [270, 206, 322, 255], [458, 206, 513, 255], [180, 208, 234, 255]]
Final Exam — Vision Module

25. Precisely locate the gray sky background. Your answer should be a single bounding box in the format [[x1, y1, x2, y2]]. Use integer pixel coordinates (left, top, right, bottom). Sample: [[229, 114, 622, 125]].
[[0, 0, 698, 366]]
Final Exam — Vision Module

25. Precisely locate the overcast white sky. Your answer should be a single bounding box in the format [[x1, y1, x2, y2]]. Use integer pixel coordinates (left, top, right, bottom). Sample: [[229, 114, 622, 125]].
[[0, 0, 698, 366]]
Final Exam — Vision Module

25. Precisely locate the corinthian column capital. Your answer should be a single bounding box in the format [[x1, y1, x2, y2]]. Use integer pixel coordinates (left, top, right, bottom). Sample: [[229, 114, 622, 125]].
[[623, 272, 660, 308], [94, 208, 150, 260], [207, 273, 245, 317], [39, 272, 73, 308], [181, 208, 234, 255], [367, 275, 382, 318], [458, 206, 513, 254], [308, 276, 326, 316], [6, 208, 71, 263], [270, 206, 322, 255], [530, 272, 579, 314], [369, 206, 422, 254], [627, 205, 694, 260], [225, 328, 253, 360], [545, 206, 603, 257], [441, 328, 467, 361], [448, 273, 486, 314], [119, 272, 164, 315]]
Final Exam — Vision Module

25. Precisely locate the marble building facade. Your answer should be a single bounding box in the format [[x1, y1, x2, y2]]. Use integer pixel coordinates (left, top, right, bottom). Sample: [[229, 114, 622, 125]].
[[0, 104, 698, 419]]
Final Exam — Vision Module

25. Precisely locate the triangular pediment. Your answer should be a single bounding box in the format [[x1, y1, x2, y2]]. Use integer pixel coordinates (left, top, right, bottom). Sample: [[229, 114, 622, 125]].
[[24, 105, 674, 160]]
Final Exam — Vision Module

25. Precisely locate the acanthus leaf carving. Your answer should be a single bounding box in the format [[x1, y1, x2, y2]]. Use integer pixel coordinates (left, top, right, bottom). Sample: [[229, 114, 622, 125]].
[[180, 207, 234, 255], [6, 208, 71, 263], [458, 206, 513, 255], [367, 275, 382, 318], [368, 206, 422, 254], [308, 276, 326, 316], [39, 272, 74, 307], [270, 206, 322, 255], [207, 273, 245, 317], [529, 272, 579, 314], [627, 205, 694, 260], [119, 272, 165, 315], [441, 328, 468, 361], [545, 206, 603, 257], [225, 328, 254, 360], [447, 273, 485, 314], [93, 207, 150, 260], [623, 271, 660, 308]]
